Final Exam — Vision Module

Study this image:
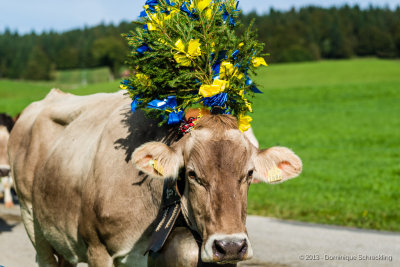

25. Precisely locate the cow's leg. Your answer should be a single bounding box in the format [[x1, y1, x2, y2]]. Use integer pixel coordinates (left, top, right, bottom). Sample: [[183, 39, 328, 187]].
[[33, 220, 59, 267], [87, 245, 113, 267], [2, 176, 14, 208], [56, 253, 77, 267]]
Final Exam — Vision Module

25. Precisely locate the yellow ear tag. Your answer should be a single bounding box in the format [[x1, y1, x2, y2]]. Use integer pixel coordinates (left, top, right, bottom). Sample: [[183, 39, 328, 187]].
[[267, 166, 283, 183], [149, 159, 164, 176]]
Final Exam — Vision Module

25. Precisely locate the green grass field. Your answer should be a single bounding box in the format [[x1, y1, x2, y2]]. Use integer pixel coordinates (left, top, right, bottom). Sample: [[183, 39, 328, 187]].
[[249, 58, 400, 231], [1, 58, 399, 231]]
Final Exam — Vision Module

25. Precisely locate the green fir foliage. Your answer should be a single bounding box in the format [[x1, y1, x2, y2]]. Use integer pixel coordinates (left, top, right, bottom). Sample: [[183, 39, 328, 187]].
[[122, 0, 266, 127]]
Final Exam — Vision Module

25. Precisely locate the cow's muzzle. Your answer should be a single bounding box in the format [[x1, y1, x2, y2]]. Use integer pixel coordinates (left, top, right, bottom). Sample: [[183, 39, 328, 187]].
[[202, 233, 253, 263], [0, 165, 10, 177]]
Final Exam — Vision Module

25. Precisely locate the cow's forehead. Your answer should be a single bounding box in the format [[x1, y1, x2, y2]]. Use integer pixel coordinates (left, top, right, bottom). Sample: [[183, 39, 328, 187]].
[[183, 128, 253, 174], [192, 128, 246, 142], [185, 128, 249, 151]]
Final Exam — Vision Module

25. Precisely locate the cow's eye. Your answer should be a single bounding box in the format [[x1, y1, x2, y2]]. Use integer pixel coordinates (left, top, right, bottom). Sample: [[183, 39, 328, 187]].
[[247, 170, 254, 180], [188, 171, 204, 186], [188, 171, 197, 179]]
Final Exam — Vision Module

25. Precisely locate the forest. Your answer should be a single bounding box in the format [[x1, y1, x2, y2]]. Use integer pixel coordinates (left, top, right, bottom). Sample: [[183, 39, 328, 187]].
[[0, 5, 399, 80]]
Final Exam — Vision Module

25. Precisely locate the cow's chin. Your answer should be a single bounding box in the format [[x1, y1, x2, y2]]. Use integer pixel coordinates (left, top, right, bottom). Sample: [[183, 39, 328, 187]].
[[200, 233, 253, 264]]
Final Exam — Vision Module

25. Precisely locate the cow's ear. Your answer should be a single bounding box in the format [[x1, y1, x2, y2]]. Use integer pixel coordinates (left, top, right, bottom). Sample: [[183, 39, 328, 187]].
[[253, 147, 302, 184], [132, 142, 183, 179]]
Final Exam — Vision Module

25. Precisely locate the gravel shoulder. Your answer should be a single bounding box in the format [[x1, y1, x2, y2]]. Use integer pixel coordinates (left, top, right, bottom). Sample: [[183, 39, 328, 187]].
[[1, 204, 398, 267]]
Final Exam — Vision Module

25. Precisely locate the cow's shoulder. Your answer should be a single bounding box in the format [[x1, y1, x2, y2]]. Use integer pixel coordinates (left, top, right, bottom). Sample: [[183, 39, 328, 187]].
[[9, 89, 128, 155]]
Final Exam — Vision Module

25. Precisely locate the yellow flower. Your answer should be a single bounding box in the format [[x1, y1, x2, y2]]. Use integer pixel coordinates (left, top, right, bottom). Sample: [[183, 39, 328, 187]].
[[187, 39, 202, 57], [206, 8, 213, 19], [145, 7, 176, 31], [199, 79, 228, 97], [245, 100, 253, 112], [252, 57, 268, 67], [220, 61, 235, 79], [238, 42, 244, 48], [120, 84, 128, 90], [238, 115, 252, 132], [173, 39, 202, 66], [147, 23, 157, 31], [164, 8, 178, 20], [198, 0, 211, 11], [238, 90, 253, 112], [158, 38, 168, 45], [174, 54, 191, 66], [136, 73, 151, 87], [147, 12, 164, 31]]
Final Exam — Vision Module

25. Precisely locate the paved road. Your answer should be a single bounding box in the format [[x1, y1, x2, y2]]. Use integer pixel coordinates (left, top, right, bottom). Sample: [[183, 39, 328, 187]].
[[1, 204, 398, 267]]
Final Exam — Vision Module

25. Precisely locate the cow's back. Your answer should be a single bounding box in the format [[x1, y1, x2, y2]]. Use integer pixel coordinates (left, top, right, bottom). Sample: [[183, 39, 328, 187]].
[[9, 89, 174, 264], [9, 89, 123, 208]]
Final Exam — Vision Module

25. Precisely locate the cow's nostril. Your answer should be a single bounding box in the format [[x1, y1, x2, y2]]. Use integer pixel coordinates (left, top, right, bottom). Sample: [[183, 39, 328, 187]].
[[213, 240, 227, 257], [238, 239, 248, 255], [0, 167, 10, 177]]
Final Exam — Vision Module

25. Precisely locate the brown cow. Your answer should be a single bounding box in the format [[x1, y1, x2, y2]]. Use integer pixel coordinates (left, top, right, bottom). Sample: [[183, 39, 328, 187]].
[[9, 90, 302, 266], [0, 118, 14, 208]]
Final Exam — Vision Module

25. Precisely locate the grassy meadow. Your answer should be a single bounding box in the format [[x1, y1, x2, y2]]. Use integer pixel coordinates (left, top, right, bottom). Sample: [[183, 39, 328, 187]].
[[249, 58, 400, 231], [1, 58, 399, 231], [0, 67, 119, 117]]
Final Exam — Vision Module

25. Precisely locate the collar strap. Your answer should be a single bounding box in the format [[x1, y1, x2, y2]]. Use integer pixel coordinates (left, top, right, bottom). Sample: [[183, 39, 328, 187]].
[[146, 178, 182, 254]]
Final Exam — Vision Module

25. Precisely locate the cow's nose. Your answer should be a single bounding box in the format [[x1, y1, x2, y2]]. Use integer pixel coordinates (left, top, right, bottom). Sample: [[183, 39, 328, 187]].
[[0, 167, 10, 177], [212, 238, 248, 262]]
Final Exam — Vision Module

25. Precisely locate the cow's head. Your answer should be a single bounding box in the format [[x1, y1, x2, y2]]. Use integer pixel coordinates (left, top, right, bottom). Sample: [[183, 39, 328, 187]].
[[132, 115, 302, 264], [0, 125, 11, 177]]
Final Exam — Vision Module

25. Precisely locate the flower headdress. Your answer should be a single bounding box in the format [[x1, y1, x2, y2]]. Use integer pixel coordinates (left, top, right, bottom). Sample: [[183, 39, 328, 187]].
[[122, 0, 267, 132]]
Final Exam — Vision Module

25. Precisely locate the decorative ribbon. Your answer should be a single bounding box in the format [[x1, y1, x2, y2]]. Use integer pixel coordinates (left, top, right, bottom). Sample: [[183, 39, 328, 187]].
[[222, 2, 240, 26], [180, 2, 197, 18], [147, 96, 184, 124], [201, 92, 228, 107], [131, 97, 143, 113], [211, 51, 227, 77], [231, 49, 240, 60], [137, 44, 151, 54]]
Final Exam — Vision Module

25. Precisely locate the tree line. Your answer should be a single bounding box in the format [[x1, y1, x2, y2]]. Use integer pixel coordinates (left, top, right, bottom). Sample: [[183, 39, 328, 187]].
[[0, 5, 399, 81]]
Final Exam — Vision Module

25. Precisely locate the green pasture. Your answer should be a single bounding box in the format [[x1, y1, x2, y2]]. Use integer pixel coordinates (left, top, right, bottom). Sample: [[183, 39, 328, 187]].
[[0, 67, 119, 117], [54, 67, 113, 84], [0, 58, 399, 231], [249, 58, 400, 231]]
